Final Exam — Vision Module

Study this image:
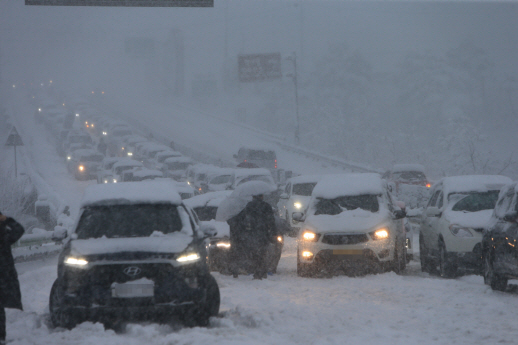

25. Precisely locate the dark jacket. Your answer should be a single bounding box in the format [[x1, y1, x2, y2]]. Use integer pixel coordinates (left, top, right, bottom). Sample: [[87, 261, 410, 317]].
[[240, 198, 277, 248], [0, 218, 24, 310]]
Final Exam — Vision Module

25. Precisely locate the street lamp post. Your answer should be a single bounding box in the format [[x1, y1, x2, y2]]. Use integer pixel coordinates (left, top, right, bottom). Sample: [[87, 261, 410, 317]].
[[286, 52, 300, 145]]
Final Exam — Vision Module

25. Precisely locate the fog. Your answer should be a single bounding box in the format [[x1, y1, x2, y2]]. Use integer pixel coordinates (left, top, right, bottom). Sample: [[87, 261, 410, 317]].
[[1, 0, 517, 179]]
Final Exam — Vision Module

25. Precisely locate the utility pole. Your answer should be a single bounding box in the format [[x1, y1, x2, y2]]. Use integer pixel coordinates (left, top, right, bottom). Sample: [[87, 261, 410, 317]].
[[286, 52, 300, 145]]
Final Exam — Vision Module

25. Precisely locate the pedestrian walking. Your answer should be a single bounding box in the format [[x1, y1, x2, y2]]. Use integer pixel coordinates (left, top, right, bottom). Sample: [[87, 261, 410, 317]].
[[232, 194, 277, 279], [0, 212, 25, 344]]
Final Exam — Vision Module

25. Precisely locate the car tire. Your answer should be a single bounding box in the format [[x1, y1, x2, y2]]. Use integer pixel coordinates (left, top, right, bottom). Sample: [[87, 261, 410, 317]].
[[184, 274, 220, 327], [419, 233, 437, 274], [49, 280, 81, 329], [439, 242, 457, 278], [392, 244, 406, 274], [484, 253, 508, 292]]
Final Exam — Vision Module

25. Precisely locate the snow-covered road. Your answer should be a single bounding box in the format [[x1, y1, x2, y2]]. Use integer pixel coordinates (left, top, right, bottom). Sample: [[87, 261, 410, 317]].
[[3, 89, 518, 345], [8, 240, 518, 345]]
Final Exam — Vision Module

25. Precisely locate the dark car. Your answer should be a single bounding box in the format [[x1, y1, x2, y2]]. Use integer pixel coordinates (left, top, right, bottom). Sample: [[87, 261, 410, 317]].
[[482, 182, 518, 291], [49, 181, 220, 329]]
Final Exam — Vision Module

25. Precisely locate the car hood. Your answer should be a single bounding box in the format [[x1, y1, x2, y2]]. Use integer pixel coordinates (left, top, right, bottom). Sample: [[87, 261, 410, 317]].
[[69, 232, 193, 257], [444, 209, 493, 229], [305, 208, 391, 233]]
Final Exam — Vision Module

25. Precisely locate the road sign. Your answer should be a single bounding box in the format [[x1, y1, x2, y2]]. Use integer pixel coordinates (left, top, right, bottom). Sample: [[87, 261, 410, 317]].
[[238, 53, 282, 82], [5, 127, 24, 146]]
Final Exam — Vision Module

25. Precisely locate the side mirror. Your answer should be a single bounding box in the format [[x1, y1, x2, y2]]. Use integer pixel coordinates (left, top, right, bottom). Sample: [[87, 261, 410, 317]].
[[426, 206, 441, 218], [199, 221, 218, 238], [292, 212, 305, 223], [279, 193, 289, 200], [51, 226, 68, 242], [393, 209, 406, 220], [503, 212, 518, 223]]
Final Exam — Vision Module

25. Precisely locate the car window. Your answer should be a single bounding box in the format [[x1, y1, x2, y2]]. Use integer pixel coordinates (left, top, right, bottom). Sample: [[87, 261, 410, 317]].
[[314, 194, 379, 215], [427, 190, 441, 208], [292, 183, 317, 197], [76, 204, 184, 239], [210, 175, 232, 184], [451, 191, 500, 212], [437, 192, 444, 209], [494, 191, 514, 218]]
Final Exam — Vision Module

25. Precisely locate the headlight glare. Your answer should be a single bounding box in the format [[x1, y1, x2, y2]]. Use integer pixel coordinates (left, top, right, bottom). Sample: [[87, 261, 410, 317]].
[[370, 228, 389, 240], [216, 242, 231, 248], [177, 253, 200, 263], [64, 257, 88, 266], [294, 202, 302, 209], [302, 231, 319, 242], [78, 165, 84, 171]]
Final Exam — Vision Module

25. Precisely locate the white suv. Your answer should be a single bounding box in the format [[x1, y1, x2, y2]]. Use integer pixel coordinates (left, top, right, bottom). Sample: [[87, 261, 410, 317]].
[[277, 175, 321, 236], [295, 173, 407, 277], [419, 175, 512, 278]]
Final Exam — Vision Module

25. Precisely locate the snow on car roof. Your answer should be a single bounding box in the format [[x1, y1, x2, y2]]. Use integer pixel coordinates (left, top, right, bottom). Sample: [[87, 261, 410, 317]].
[[312, 173, 385, 199], [184, 190, 233, 208], [131, 168, 163, 178], [391, 164, 426, 173], [74, 149, 101, 157], [439, 175, 513, 195], [164, 156, 194, 163], [81, 181, 182, 207], [288, 174, 322, 185], [112, 159, 143, 169], [233, 168, 272, 177], [238, 145, 276, 152]]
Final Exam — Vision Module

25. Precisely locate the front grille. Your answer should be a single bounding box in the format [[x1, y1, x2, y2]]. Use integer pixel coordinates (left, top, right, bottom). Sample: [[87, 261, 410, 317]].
[[85, 251, 176, 262], [321, 233, 369, 245]]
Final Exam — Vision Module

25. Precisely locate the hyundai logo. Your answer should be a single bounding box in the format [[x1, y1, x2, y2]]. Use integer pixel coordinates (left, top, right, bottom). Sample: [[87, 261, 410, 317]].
[[123, 266, 142, 277]]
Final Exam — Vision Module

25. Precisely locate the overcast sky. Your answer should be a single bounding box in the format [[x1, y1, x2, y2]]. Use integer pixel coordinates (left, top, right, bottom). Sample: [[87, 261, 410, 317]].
[[1, 0, 516, 88]]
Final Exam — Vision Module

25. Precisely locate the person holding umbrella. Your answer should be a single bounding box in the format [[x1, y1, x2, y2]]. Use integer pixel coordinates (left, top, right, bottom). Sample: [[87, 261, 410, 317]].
[[0, 212, 25, 344]]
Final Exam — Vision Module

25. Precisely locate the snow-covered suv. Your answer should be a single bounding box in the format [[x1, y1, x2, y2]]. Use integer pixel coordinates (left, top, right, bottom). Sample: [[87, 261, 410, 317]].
[[419, 175, 512, 278], [295, 173, 407, 277], [49, 181, 220, 329]]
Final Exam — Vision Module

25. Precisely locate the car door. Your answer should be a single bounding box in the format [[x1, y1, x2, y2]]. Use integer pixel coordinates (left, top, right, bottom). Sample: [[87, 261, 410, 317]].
[[421, 187, 442, 250], [277, 183, 291, 218]]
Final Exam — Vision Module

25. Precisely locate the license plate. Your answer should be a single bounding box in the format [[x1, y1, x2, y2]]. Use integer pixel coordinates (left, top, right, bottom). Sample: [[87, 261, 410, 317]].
[[112, 283, 154, 298], [333, 249, 363, 255]]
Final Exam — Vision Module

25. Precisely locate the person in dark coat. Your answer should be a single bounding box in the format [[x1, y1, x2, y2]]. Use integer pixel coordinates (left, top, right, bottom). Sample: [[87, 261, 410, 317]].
[[0, 212, 25, 343], [231, 194, 277, 279]]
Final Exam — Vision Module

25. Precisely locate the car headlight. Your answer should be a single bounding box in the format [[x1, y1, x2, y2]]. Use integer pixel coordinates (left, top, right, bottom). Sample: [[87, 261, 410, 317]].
[[369, 228, 389, 240], [302, 231, 320, 242], [103, 179, 108, 183], [67, 156, 71, 160], [75, 113, 79, 117], [78, 165, 84, 171], [103, 131, 107, 136], [177, 253, 200, 263], [64, 257, 88, 266], [277, 236, 283, 243], [113, 178, 117, 183], [216, 242, 231, 248], [449, 225, 473, 237], [38, 108, 42, 112], [127, 152, 133, 156], [294, 202, 303, 209]]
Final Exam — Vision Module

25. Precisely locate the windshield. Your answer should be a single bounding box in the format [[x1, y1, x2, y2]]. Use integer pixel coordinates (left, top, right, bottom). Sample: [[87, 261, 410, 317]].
[[392, 171, 426, 181], [80, 154, 104, 162], [76, 204, 184, 239], [193, 206, 218, 221], [451, 191, 500, 212], [236, 175, 273, 186], [248, 150, 276, 160], [292, 183, 317, 196], [210, 175, 232, 184], [314, 195, 380, 215], [167, 162, 191, 170]]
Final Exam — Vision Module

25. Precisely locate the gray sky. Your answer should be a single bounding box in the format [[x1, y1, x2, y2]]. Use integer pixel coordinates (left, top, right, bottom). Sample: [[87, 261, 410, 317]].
[[1, 0, 516, 87]]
